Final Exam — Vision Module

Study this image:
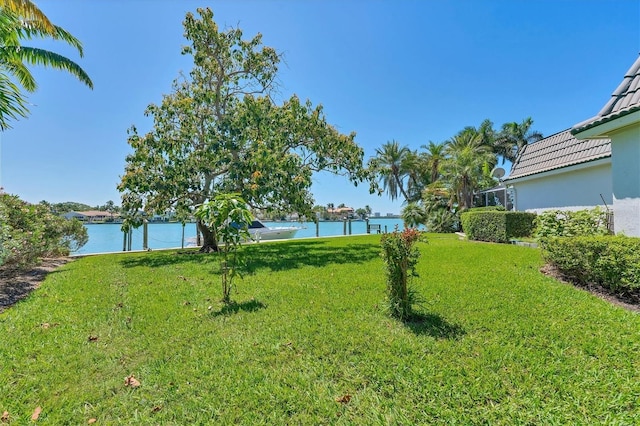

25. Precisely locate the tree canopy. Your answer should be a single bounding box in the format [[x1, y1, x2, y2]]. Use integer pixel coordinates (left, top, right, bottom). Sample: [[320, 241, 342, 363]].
[[119, 8, 368, 250]]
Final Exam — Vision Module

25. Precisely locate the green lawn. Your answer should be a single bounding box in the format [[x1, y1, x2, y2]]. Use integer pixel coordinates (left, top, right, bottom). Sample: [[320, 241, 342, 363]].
[[1, 234, 638, 424]]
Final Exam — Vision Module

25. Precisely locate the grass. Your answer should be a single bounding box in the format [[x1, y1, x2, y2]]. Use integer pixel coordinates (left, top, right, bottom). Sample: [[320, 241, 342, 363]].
[[0, 234, 638, 424]]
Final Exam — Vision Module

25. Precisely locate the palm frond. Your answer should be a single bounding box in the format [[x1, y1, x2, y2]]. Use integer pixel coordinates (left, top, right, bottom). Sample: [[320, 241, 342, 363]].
[[0, 72, 29, 129], [0, 0, 55, 33], [0, 52, 36, 91], [11, 46, 93, 88], [16, 22, 84, 56]]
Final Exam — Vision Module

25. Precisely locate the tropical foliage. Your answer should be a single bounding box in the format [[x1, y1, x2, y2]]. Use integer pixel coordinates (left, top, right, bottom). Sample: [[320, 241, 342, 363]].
[[0, 193, 87, 271], [370, 118, 542, 230], [119, 8, 367, 251], [0, 0, 92, 129]]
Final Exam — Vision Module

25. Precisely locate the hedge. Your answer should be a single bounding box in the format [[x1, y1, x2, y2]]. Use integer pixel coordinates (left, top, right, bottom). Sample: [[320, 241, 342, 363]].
[[461, 210, 536, 243], [541, 235, 640, 293]]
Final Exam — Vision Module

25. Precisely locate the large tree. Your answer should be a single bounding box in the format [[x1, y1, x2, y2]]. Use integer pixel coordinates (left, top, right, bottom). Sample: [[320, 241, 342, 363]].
[[0, 1, 93, 129], [119, 8, 367, 251]]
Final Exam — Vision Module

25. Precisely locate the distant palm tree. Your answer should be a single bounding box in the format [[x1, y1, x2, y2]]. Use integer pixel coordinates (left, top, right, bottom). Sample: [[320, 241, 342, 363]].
[[370, 140, 411, 202], [495, 117, 543, 163], [0, 2, 93, 129]]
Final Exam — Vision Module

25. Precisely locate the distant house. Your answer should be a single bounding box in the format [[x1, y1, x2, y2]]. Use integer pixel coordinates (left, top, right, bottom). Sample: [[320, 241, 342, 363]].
[[327, 207, 355, 218], [63, 210, 118, 223], [571, 56, 640, 237], [503, 129, 612, 214]]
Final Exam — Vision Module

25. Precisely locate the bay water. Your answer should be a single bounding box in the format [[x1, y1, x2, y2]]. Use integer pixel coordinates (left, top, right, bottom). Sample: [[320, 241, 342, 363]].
[[74, 218, 409, 255]]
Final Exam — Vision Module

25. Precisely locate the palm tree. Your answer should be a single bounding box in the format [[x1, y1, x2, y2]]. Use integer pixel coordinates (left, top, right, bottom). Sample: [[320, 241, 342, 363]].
[[401, 202, 426, 228], [495, 117, 543, 163], [403, 149, 430, 203], [421, 141, 445, 184], [0, 3, 93, 129], [441, 130, 495, 210], [370, 140, 411, 202]]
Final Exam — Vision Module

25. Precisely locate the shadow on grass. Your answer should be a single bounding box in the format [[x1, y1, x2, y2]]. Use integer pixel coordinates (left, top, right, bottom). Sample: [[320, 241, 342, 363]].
[[211, 299, 266, 317], [119, 240, 381, 274], [119, 249, 216, 269], [240, 240, 380, 273], [403, 312, 465, 339]]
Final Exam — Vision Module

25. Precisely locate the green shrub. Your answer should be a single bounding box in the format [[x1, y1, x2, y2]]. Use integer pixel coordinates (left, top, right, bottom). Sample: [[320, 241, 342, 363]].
[[467, 206, 505, 212], [541, 235, 640, 293], [0, 194, 88, 271], [461, 211, 536, 243], [425, 209, 458, 233], [536, 208, 609, 239], [380, 227, 425, 320]]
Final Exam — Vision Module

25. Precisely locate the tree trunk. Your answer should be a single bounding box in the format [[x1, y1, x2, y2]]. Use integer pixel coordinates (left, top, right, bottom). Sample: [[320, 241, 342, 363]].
[[197, 220, 219, 252]]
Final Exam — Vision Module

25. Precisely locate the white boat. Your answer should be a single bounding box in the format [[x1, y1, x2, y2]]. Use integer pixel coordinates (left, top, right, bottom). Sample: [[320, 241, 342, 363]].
[[185, 220, 300, 246], [247, 220, 299, 241]]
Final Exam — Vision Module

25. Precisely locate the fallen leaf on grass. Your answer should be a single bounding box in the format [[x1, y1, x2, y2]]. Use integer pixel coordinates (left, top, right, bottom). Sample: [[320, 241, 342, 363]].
[[335, 394, 352, 404], [1, 411, 9, 423], [40, 323, 59, 329], [31, 406, 42, 421], [124, 375, 140, 388], [151, 406, 162, 413], [88, 418, 97, 424]]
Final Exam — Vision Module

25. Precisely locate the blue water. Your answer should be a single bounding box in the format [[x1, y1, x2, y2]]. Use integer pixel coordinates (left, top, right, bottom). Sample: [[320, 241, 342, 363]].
[[74, 219, 409, 255]]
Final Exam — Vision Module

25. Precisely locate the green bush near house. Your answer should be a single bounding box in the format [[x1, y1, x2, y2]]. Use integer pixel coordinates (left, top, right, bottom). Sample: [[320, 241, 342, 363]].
[[541, 235, 640, 293], [535, 207, 610, 238], [461, 210, 536, 243]]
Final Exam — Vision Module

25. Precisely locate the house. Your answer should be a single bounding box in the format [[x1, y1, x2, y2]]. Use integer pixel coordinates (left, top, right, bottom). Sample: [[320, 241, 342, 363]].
[[63, 210, 118, 223], [503, 129, 612, 214], [503, 55, 639, 237], [571, 55, 640, 237], [327, 207, 355, 218]]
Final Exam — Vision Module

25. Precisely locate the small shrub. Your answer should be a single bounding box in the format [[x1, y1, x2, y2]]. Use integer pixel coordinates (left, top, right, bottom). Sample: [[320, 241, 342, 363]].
[[380, 227, 426, 320], [195, 193, 252, 303], [536, 208, 609, 239], [542, 235, 640, 293]]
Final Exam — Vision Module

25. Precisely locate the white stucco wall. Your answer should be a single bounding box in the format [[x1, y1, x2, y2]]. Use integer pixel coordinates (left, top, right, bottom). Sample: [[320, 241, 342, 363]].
[[610, 125, 640, 236], [508, 160, 612, 214]]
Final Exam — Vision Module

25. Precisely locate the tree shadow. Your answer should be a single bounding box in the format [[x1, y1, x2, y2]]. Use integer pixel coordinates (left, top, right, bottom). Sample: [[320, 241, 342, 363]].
[[119, 249, 215, 269], [118, 239, 381, 274], [240, 240, 380, 274], [210, 299, 266, 317], [403, 312, 465, 339]]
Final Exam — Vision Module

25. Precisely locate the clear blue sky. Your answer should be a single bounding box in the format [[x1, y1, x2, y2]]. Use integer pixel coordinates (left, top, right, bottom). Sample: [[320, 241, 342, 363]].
[[1, 0, 638, 215]]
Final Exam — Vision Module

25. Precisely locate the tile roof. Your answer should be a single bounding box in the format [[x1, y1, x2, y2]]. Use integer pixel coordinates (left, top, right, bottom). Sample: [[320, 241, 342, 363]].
[[572, 55, 640, 134], [505, 129, 611, 181]]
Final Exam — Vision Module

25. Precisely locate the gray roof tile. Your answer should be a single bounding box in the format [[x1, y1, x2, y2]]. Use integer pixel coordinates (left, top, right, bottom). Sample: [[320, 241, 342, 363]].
[[572, 55, 640, 134], [505, 129, 611, 180]]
